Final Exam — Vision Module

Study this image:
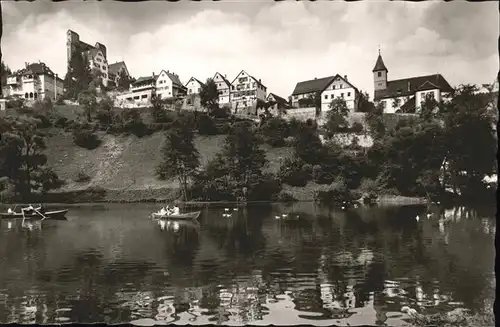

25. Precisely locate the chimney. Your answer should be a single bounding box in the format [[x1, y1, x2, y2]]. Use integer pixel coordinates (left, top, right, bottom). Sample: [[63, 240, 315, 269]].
[[314, 77, 317, 80], [344, 75, 347, 81], [259, 79, 261, 83]]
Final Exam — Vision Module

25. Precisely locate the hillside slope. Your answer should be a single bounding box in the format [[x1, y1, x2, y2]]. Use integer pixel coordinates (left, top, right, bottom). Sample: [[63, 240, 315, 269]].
[[44, 131, 294, 194]]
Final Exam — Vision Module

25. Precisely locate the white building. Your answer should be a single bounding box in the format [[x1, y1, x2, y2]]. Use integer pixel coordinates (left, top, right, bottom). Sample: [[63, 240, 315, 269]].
[[372, 51, 454, 113], [185, 77, 205, 95], [213, 72, 231, 105], [290, 74, 359, 113], [115, 69, 187, 108], [320, 75, 359, 113], [230, 70, 267, 115], [4, 62, 64, 101]]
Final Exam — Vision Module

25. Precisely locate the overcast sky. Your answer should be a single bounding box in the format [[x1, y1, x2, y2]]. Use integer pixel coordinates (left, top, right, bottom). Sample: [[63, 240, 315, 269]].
[[1, 1, 498, 98]]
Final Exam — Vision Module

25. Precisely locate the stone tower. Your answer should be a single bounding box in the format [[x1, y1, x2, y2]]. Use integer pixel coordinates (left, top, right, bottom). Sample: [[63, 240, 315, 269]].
[[66, 29, 80, 69], [373, 50, 388, 91]]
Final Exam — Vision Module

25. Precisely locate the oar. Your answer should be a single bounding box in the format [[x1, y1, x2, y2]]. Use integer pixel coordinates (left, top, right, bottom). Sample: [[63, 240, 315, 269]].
[[35, 207, 48, 221], [21, 208, 26, 225]]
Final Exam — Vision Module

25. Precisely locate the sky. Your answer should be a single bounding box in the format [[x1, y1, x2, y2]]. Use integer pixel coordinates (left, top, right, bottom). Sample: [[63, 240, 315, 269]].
[[1, 1, 498, 99]]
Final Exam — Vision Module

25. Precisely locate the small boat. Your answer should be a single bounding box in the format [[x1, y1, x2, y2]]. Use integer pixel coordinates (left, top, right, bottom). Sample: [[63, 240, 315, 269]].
[[151, 211, 201, 221], [0, 209, 68, 220]]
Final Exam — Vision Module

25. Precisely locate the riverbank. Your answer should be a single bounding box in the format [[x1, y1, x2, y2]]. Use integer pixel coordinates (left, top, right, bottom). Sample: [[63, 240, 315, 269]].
[[7, 185, 429, 206]]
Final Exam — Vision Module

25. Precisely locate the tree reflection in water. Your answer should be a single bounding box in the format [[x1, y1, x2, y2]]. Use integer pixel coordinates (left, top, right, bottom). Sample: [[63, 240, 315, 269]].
[[0, 203, 494, 325]]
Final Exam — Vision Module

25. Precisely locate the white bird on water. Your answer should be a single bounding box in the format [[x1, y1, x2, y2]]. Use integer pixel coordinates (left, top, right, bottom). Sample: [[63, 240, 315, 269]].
[[224, 208, 230, 212], [275, 215, 281, 220], [416, 215, 420, 222], [426, 213, 432, 218]]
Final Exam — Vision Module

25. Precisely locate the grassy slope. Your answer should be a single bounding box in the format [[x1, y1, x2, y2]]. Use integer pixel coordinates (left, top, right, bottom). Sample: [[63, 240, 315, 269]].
[[45, 130, 294, 194]]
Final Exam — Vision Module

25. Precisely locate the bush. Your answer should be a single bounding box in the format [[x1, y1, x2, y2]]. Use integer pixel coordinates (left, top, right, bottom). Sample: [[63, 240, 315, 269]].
[[211, 105, 230, 119], [72, 128, 102, 150], [6, 98, 25, 109], [260, 117, 289, 147], [53, 114, 69, 129], [33, 113, 53, 128], [350, 122, 364, 134], [217, 122, 232, 135], [278, 157, 312, 187], [271, 191, 298, 203], [74, 171, 91, 183], [197, 114, 218, 135], [315, 180, 361, 207]]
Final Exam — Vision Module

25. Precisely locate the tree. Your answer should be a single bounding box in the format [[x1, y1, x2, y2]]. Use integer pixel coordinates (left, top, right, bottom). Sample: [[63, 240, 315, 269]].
[[117, 69, 132, 91], [441, 84, 497, 201], [419, 93, 439, 121], [200, 78, 219, 114], [64, 46, 92, 99], [156, 115, 200, 201], [357, 91, 376, 113], [392, 98, 402, 111], [194, 121, 277, 201], [325, 97, 350, 135], [365, 101, 386, 139], [1, 61, 12, 90], [78, 88, 98, 122], [150, 93, 169, 123], [0, 116, 63, 200]]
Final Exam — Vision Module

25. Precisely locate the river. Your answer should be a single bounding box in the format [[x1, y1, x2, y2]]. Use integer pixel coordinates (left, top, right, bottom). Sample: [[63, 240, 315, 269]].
[[0, 203, 495, 325]]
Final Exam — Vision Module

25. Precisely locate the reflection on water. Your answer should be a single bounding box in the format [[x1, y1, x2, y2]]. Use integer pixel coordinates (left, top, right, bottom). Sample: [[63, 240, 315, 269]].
[[0, 203, 494, 325]]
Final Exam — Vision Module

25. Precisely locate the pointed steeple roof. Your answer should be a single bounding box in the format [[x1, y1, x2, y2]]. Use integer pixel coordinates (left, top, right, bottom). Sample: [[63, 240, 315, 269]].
[[372, 53, 388, 72]]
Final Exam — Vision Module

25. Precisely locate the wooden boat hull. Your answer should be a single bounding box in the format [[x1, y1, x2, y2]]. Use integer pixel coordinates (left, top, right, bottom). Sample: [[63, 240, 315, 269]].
[[151, 211, 201, 221], [0, 209, 68, 220]]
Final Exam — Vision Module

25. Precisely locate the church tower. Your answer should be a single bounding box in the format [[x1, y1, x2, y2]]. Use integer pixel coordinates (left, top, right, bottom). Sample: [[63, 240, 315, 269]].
[[373, 50, 388, 91]]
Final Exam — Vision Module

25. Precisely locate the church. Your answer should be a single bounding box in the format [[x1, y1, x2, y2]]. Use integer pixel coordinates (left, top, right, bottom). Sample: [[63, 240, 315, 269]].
[[372, 51, 454, 113]]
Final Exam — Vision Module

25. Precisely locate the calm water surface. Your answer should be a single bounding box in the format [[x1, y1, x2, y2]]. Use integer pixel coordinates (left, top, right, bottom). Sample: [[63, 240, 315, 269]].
[[0, 203, 495, 325]]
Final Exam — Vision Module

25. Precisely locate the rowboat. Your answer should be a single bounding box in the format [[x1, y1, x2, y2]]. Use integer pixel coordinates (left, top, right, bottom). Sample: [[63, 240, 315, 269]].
[[151, 211, 201, 221], [0, 209, 68, 220]]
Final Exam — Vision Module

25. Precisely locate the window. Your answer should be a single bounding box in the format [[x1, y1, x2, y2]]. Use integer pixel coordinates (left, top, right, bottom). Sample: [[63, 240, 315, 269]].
[[347, 92, 351, 97], [340, 84, 343, 89], [141, 94, 148, 99], [253, 82, 256, 88], [333, 85, 336, 90], [25, 93, 28, 98], [126, 97, 132, 101], [231, 86, 235, 90], [378, 72, 382, 77], [29, 92, 33, 98], [294, 95, 298, 99], [341, 93, 344, 98], [34, 92, 38, 99], [198, 88, 201, 93], [324, 95, 328, 100], [331, 94, 334, 99], [134, 96, 140, 100], [103, 66, 106, 70]]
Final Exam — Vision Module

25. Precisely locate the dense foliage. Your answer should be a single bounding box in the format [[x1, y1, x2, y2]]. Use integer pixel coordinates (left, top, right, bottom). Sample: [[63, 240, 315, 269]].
[[192, 121, 282, 201], [0, 116, 63, 201]]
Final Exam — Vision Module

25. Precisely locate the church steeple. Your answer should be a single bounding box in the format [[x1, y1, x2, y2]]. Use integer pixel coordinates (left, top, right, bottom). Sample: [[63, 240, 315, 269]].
[[373, 49, 388, 91], [372, 49, 388, 73]]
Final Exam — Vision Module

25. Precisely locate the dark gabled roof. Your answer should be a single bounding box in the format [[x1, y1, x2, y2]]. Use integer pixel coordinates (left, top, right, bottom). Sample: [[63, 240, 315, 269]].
[[132, 75, 156, 85], [372, 54, 388, 72], [267, 93, 290, 107], [108, 61, 128, 76], [231, 70, 266, 88], [374, 74, 454, 100], [166, 71, 185, 88], [185, 77, 206, 87], [399, 96, 416, 113], [78, 41, 95, 52], [291, 75, 335, 96], [213, 72, 230, 87], [12, 62, 63, 81]]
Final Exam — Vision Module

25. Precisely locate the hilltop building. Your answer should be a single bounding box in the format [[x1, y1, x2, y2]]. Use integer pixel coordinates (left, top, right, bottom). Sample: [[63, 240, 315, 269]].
[[213, 72, 231, 105], [108, 61, 131, 88], [115, 69, 186, 108], [230, 70, 267, 115], [372, 51, 454, 113], [4, 62, 64, 101], [291, 74, 360, 113], [263, 92, 291, 117], [185, 77, 205, 95]]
